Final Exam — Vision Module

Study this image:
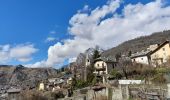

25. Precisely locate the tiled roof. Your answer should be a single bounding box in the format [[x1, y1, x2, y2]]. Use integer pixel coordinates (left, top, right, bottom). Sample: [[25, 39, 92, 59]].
[[131, 50, 150, 58], [94, 57, 117, 63], [7, 88, 21, 93]]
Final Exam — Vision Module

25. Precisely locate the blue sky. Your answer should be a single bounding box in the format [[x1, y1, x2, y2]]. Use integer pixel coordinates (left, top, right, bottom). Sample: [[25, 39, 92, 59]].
[[0, 0, 108, 65], [0, 0, 170, 68]]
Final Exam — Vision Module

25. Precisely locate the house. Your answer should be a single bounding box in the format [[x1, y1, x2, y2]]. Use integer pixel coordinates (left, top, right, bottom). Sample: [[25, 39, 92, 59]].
[[39, 82, 45, 91], [7, 88, 21, 100], [131, 43, 159, 65], [131, 40, 170, 66], [67, 77, 72, 85], [48, 78, 57, 83], [47, 78, 65, 91], [149, 41, 170, 66], [131, 51, 150, 65], [93, 57, 117, 75]]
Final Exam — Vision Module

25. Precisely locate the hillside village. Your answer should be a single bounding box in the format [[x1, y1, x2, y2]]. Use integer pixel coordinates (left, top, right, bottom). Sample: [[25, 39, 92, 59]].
[[1, 31, 170, 100]]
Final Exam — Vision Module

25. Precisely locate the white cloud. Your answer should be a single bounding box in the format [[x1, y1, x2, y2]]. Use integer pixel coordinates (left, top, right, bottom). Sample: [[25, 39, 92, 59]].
[[78, 5, 91, 13], [27, 0, 170, 68], [68, 57, 77, 63], [50, 31, 56, 34], [0, 44, 38, 63], [25, 60, 47, 68], [45, 37, 57, 42]]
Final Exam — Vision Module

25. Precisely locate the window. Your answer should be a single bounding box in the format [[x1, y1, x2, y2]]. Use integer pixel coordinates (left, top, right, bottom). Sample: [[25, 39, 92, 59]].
[[133, 59, 136, 62], [102, 63, 104, 66], [163, 48, 165, 51], [141, 58, 143, 60], [164, 53, 166, 56], [97, 64, 99, 67]]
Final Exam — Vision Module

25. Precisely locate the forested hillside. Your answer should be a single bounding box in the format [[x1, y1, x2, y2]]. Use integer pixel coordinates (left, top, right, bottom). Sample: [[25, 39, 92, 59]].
[[102, 30, 170, 57]]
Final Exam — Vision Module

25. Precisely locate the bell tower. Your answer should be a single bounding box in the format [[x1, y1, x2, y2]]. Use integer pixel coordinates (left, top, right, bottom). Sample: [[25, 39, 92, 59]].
[[85, 54, 91, 67], [83, 54, 91, 81]]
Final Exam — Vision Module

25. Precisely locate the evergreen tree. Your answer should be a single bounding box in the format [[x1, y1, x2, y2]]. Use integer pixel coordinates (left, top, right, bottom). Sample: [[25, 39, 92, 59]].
[[93, 50, 101, 60]]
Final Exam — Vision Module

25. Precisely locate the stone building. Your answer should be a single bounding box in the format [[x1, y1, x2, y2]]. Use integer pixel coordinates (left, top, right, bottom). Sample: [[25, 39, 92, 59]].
[[7, 88, 21, 100]]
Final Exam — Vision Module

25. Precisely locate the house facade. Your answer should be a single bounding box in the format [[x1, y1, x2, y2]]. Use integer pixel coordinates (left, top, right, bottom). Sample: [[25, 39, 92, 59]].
[[131, 54, 150, 65], [149, 41, 170, 65], [93, 57, 117, 75]]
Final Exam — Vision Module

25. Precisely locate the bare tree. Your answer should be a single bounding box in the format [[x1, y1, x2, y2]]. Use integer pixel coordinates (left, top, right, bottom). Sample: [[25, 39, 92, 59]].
[[117, 57, 132, 79]]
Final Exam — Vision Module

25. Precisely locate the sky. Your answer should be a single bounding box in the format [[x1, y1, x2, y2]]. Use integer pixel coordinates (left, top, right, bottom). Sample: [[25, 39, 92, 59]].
[[0, 0, 170, 68]]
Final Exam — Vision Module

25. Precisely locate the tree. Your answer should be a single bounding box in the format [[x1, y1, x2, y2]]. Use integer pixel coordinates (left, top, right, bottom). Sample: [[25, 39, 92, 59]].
[[82, 49, 101, 85], [71, 65, 77, 89], [61, 67, 64, 72], [93, 50, 101, 60], [118, 58, 132, 79], [128, 51, 132, 57], [115, 53, 121, 61]]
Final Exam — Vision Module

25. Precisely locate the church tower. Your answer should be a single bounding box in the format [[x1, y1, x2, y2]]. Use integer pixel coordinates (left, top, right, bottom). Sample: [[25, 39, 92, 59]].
[[85, 54, 91, 67], [83, 54, 91, 81]]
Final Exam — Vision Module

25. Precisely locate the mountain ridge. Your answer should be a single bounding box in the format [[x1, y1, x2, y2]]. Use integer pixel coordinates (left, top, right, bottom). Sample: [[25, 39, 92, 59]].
[[102, 30, 170, 57], [0, 65, 57, 89]]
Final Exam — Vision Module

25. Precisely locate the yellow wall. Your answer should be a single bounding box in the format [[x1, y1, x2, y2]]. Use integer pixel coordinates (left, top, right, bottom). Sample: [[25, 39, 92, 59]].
[[39, 83, 45, 91], [150, 43, 170, 65]]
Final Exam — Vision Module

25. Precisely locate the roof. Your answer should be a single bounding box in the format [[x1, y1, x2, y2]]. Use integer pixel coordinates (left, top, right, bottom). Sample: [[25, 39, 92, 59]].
[[54, 79, 64, 84], [94, 57, 117, 63], [149, 40, 170, 55], [7, 88, 21, 93], [48, 78, 58, 82], [131, 50, 150, 58]]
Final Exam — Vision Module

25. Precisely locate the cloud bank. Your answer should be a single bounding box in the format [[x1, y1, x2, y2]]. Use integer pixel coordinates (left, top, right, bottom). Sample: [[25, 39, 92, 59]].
[[0, 44, 38, 63], [27, 0, 170, 68], [45, 37, 57, 42]]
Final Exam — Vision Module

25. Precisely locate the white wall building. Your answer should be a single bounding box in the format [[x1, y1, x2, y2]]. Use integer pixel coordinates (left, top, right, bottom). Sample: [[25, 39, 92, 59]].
[[93, 57, 117, 75], [131, 55, 149, 65]]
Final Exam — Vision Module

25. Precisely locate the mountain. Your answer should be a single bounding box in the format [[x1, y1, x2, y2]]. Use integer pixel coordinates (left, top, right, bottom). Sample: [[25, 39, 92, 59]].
[[0, 65, 57, 89], [102, 30, 170, 57]]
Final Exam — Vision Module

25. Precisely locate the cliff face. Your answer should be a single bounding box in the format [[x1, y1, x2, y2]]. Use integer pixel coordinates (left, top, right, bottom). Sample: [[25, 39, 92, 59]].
[[0, 65, 57, 88]]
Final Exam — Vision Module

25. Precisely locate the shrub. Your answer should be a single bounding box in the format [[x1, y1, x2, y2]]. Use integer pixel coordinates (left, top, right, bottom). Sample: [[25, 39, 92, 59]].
[[110, 69, 122, 79], [151, 74, 166, 84], [96, 95, 107, 100], [156, 67, 170, 74], [75, 80, 88, 89], [21, 91, 47, 100], [51, 91, 65, 99], [31, 94, 47, 100], [92, 76, 97, 85]]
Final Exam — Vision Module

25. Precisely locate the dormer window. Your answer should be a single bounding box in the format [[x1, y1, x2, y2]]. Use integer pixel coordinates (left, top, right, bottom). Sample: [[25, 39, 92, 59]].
[[102, 63, 104, 66]]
